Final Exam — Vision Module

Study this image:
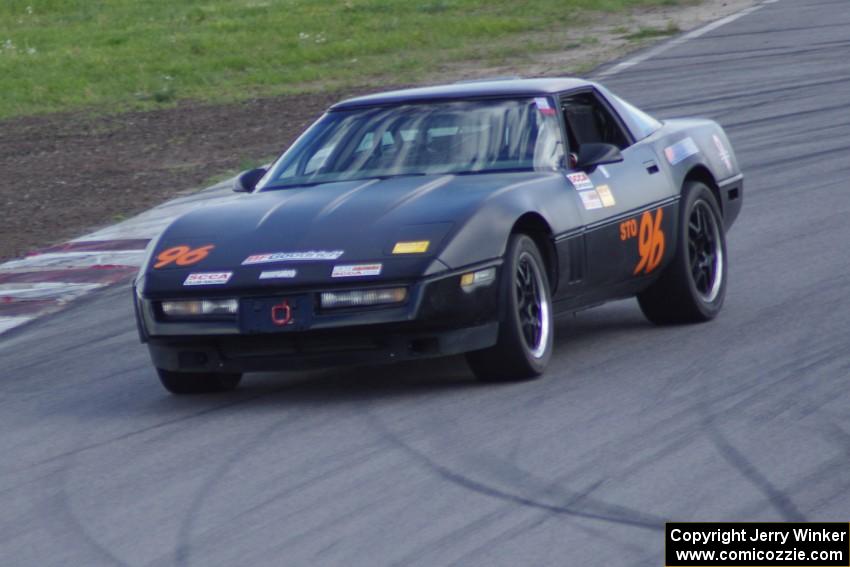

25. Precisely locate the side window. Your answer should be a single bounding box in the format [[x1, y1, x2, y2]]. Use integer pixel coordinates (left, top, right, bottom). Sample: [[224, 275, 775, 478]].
[[561, 92, 630, 151]]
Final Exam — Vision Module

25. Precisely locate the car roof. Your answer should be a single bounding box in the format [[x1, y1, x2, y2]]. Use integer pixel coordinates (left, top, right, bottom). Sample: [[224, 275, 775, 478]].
[[330, 77, 594, 110]]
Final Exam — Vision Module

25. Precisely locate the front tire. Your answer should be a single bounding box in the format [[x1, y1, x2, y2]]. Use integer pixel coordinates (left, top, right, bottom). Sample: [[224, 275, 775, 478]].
[[157, 369, 242, 394], [466, 234, 554, 382], [638, 181, 727, 324]]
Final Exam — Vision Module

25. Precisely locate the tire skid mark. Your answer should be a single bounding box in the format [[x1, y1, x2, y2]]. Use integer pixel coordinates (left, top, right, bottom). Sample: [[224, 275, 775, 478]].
[[0, 298, 60, 317], [172, 411, 303, 566], [703, 19, 850, 39], [1, 329, 139, 378], [702, 412, 806, 521], [395, 461, 606, 565], [432, 511, 553, 567], [576, 288, 839, 521], [159, 374, 398, 564], [180, 440, 399, 566], [256, 453, 419, 562], [638, 40, 850, 74], [645, 75, 850, 115], [52, 375, 357, 566], [362, 409, 665, 532], [57, 464, 132, 567], [32, 239, 151, 255], [747, 426, 850, 519], [688, 338, 810, 520], [0, 266, 139, 285], [645, 345, 810, 521], [12, 391, 275, 475]]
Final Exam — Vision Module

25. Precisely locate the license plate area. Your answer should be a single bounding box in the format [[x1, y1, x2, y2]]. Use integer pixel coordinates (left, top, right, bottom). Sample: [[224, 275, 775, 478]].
[[239, 295, 312, 334]]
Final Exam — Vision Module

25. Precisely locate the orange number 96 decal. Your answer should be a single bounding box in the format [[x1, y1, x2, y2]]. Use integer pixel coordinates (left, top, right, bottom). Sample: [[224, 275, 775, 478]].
[[154, 244, 214, 269], [620, 209, 665, 275], [634, 209, 664, 275]]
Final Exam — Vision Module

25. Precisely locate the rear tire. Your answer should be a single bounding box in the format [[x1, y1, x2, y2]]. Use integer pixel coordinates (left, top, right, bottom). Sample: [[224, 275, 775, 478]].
[[638, 180, 727, 324], [466, 234, 553, 382], [157, 368, 242, 394]]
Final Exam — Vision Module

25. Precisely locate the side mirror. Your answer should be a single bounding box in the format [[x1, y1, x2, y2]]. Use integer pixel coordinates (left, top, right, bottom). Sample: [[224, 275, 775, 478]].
[[575, 143, 623, 170], [233, 168, 267, 193]]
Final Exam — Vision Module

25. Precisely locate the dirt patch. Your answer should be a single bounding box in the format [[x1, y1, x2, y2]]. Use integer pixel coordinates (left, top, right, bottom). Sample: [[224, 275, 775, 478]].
[[0, 0, 755, 263], [0, 92, 358, 262]]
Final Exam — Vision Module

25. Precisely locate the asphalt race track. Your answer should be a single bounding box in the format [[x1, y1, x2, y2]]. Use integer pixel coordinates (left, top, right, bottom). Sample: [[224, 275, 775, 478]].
[[2, 1, 849, 565]]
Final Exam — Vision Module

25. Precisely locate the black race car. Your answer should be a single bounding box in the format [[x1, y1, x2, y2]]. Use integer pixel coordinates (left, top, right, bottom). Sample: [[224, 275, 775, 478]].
[[133, 78, 742, 394]]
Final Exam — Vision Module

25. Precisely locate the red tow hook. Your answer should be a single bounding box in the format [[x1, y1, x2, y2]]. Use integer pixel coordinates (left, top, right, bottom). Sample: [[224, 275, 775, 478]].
[[271, 301, 292, 326]]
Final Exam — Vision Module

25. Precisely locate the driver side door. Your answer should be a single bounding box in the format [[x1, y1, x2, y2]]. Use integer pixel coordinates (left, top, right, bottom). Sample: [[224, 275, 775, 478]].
[[560, 89, 674, 293]]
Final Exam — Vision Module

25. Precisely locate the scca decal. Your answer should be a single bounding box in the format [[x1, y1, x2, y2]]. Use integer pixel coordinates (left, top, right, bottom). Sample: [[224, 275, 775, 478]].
[[154, 245, 214, 269], [620, 209, 665, 275]]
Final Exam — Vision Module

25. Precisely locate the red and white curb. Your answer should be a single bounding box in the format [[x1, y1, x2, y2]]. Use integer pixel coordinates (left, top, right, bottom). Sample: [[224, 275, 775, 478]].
[[0, 177, 239, 336]]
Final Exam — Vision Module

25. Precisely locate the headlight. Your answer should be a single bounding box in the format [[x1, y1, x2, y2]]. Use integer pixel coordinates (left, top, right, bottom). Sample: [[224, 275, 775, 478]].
[[320, 287, 407, 309], [160, 298, 239, 318]]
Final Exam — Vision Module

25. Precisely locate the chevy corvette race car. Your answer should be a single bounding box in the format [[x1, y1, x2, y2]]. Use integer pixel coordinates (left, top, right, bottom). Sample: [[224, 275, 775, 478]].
[[133, 78, 742, 394]]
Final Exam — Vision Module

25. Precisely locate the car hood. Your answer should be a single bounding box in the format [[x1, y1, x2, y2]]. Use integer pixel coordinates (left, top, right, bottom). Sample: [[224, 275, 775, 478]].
[[141, 171, 551, 295]]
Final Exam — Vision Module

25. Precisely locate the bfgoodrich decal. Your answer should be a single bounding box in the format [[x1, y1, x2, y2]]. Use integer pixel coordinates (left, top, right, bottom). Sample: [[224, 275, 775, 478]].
[[242, 250, 344, 265]]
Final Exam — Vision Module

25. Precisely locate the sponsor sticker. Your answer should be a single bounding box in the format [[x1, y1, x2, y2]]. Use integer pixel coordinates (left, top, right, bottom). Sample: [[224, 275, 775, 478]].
[[534, 97, 557, 116], [331, 263, 382, 278], [578, 190, 603, 210], [713, 134, 733, 171], [567, 172, 595, 191], [259, 269, 297, 280], [392, 241, 430, 254], [596, 185, 616, 207], [242, 250, 344, 265], [183, 272, 232, 286], [664, 137, 699, 165]]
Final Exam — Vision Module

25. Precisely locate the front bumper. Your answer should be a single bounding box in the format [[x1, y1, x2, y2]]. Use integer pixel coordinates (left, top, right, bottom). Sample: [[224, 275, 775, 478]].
[[135, 264, 501, 373], [718, 173, 743, 230], [146, 321, 498, 372]]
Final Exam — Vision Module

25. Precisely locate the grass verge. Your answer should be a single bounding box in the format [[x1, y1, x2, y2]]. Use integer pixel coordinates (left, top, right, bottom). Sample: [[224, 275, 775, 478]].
[[0, 0, 687, 119]]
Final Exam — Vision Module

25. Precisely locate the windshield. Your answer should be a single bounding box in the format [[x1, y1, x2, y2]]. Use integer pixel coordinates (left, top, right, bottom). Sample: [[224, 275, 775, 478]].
[[258, 98, 565, 190]]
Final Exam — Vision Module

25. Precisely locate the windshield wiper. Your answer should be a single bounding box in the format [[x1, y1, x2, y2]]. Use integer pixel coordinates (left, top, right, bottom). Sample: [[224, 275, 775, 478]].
[[357, 172, 429, 181], [260, 181, 324, 191], [263, 172, 430, 190], [453, 167, 534, 176]]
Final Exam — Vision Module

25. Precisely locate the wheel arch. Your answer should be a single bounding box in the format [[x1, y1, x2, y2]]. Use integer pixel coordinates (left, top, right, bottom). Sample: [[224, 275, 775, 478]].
[[683, 165, 722, 216], [510, 212, 558, 294]]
